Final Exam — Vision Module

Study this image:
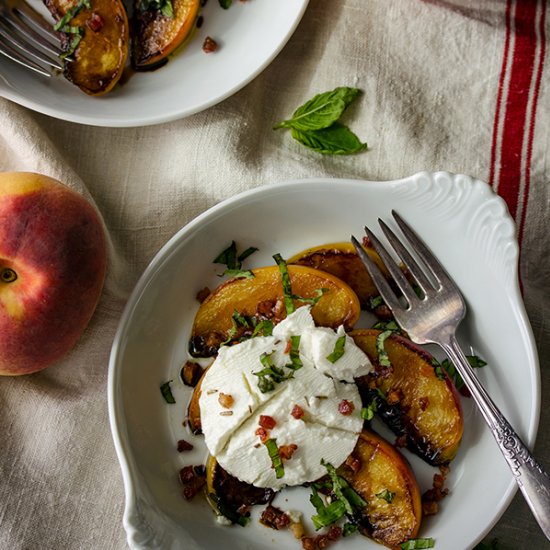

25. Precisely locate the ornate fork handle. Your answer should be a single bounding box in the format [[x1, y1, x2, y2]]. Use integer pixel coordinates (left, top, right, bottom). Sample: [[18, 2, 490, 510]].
[[441, 334, 550, 539]]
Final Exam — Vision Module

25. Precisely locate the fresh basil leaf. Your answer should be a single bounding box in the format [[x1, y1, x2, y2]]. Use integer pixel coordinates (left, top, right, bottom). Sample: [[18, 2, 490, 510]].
[[326, 335, 346, 363], [218, 0, 232, 7], [274, 87, 361, 131], [311, 499, 347, 529], [291, 123, 368, 155], [291, 287, 328, 306], [251, 319, 273, 337], [160, 380, 176, 404], [399, 538, 435, 549]]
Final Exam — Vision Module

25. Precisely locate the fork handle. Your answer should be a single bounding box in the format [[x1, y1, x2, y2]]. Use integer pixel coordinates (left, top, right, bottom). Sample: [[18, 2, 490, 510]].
[[442, 335, 550, 540]]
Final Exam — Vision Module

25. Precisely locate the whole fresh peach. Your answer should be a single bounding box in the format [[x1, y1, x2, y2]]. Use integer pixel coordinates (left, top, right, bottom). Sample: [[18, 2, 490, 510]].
[[0, 172, 107, 375]]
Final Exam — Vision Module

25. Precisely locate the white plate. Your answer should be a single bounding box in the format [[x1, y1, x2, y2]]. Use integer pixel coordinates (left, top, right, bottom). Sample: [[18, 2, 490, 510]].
[[108, 172, 540, 550], [0, 0, 308, 127]]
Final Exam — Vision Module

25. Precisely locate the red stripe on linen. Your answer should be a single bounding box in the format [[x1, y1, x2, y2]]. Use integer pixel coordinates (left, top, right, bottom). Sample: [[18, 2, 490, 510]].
[[489, 0, 513, 187], [517, 0, 546, 245], [497, 0, 538, 220]]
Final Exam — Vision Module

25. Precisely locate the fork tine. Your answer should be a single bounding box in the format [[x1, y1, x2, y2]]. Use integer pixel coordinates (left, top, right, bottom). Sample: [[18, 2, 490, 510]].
[[0, 35, 51, 76], [8, 10, 63, 59], [13, 2, 60, 43], [0, 20, 62, 70], [392, 211, 457, 291], [378, 218, 435, 295], [362, 224, 420, 305], [351, 235, 403, 312]]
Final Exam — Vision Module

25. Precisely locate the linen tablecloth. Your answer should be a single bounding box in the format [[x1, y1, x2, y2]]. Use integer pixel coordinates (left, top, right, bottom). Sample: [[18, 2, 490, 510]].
[[0, 0, 548, 548]]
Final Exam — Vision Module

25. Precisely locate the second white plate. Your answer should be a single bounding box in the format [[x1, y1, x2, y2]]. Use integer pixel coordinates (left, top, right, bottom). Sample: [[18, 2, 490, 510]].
[[0, 0, 309, 127]]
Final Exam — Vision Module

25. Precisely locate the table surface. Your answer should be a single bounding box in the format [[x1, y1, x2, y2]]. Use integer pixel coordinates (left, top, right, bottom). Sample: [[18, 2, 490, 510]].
[[0, 1, 548, 549]]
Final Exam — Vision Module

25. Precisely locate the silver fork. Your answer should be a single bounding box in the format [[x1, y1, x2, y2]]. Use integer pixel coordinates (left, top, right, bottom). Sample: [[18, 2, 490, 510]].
[[351, 210, 550, 541], [0, 0, 64, 77]]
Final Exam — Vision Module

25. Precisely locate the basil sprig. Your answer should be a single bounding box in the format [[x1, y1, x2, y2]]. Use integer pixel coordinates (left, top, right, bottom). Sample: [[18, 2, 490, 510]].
[[274, 87, 367, 155]]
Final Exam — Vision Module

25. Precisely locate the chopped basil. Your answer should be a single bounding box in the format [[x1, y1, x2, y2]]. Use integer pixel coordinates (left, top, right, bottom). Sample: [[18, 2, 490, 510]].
[[253, 352, 294, 393], [372, 319, 401, 333], [342, 522, 358, 537], [251, 319, 273, 337], [137, 0, 174, 17], [361, 387, 386, 420], [286, 335, 303, 370], [436, 354, 487, 392], [376, 489, 395, 503], [60, 28, 84, 59], [218, 0, 232, 7], [326, 335, 346, 363], [273, 253, 327, 313], [265, 438, 284, 478], [54, 0, 91, 31], [214, 241, 258, 277], [400, 538, 435, 549], [273, 253, 295, 315], [309, 461, 366, 530], [376, 330, 393, 367], [220, 310, 251, 345], [208, 493, 249, 526], [160, 380, 176, 404], [222, 269, 254, 279], [360, 401, 377, 421], [367, 294, 384, 310]]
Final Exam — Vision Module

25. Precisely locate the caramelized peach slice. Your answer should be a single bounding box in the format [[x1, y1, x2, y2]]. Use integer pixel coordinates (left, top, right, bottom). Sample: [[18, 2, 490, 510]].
[[288, 242, 391, 315], [132, 0, 200, 70], [189, 265, 361, 357], [44, 0, 129, 95], [351, 329, 464, 466], [339, 430, 422, 548]]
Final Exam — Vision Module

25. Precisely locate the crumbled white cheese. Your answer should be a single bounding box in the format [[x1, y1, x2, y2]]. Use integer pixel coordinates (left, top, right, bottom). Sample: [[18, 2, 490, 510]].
[[199, 306, 372, 490]]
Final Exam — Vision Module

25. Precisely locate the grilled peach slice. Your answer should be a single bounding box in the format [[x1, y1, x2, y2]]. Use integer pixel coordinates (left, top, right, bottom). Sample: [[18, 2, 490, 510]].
[[187, 364, 208, 434], [44, 0, 129, 95], [351, 329, 463, 466], [339, 430, 422, 548], [205, 455, 273, 522], [132, 0, 200, 70], [189, 265, 361, 357], [288, 242, 391, 316]]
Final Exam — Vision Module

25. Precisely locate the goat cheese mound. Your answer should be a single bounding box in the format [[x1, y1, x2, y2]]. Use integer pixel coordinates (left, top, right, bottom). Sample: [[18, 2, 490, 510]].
[[199, 306, 373, 490]]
